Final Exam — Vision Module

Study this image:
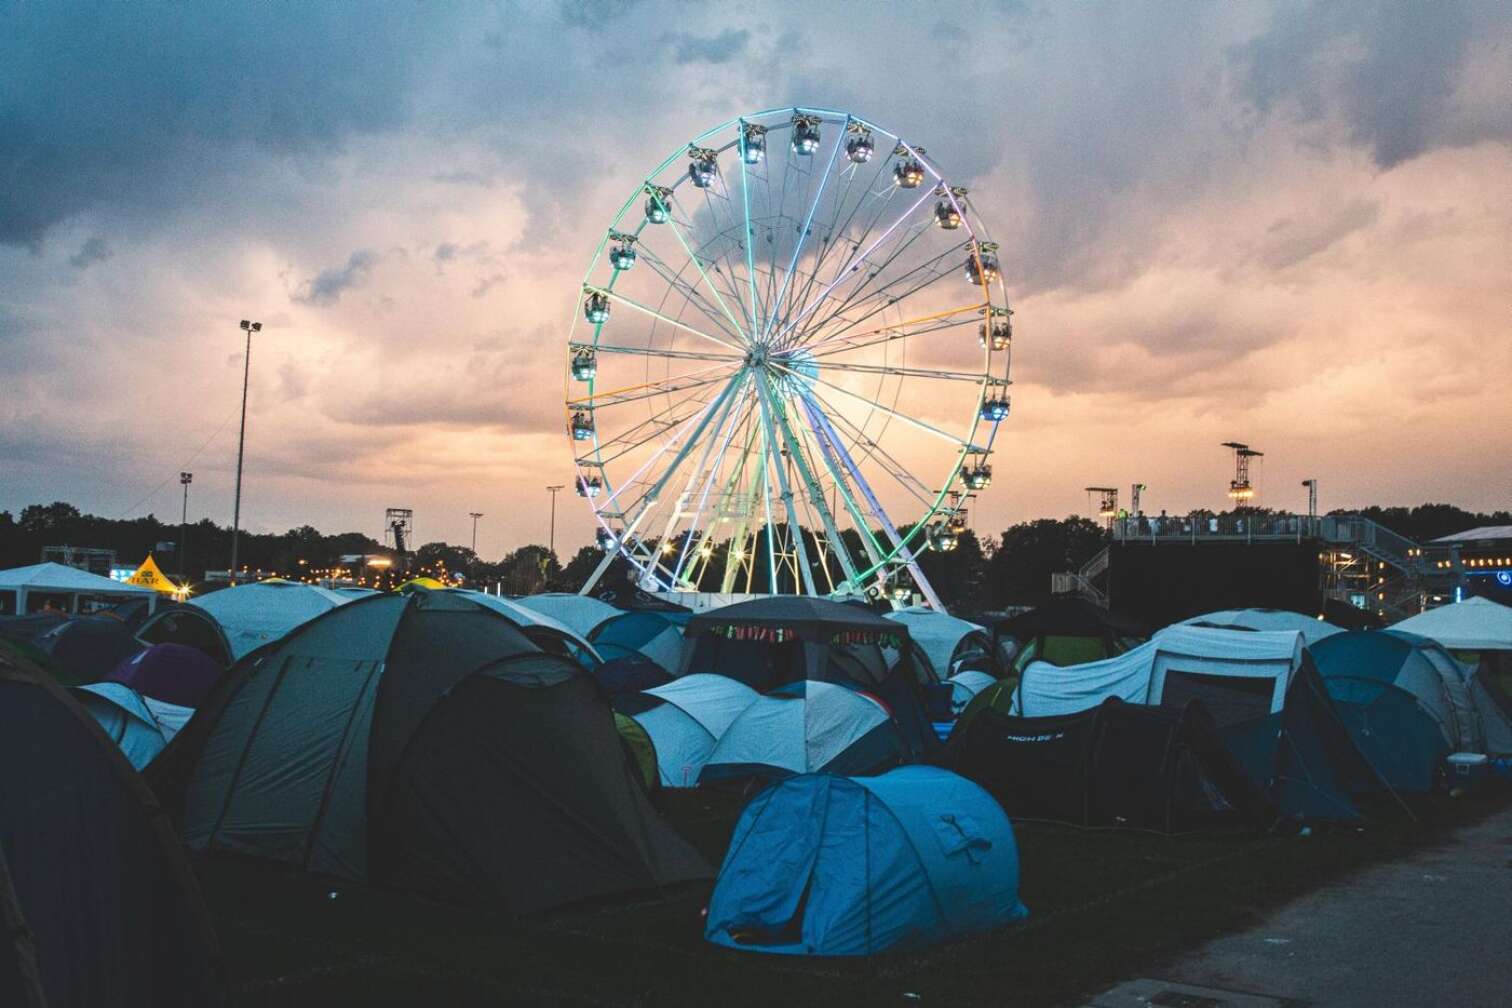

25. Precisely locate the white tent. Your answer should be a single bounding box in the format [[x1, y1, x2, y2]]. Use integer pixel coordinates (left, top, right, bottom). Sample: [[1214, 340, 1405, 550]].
[[1180, 608, 1343, 647], [699, 681, 901, 782], [456, 590, 602, 664], [630, 674, 759, 787], [885, 607, 991, 677], [70, 682, 186, 770], [188, 580, 353, 660], [514, 593, 621, 638], [948, 669, 998, 715], [1391, 597, 1512, 652], [1014, 625, 1308, 718], [0, 562, 157, 616]]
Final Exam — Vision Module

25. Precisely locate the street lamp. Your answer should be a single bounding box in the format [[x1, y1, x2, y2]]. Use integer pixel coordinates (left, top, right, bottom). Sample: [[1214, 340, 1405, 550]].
[[469, 512, 484, 554], [546, 485, 564, 559], [230, 319, 261, 583], [178, 472, 193, 577]]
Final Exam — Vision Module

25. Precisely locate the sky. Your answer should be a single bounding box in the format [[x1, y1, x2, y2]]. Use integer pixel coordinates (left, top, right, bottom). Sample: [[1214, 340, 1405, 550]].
[[2, 1, 1509, 562]]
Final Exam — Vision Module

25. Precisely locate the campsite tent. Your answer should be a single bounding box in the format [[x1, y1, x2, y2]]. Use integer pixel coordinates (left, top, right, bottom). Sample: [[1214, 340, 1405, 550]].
[[1391, 596, 1512, 653], [148, 590, 709, 912], [105, 643, 223, 711], [71, 682, 173, 769], [0, 561, 159, 617], [682, 596, 937, 758], [1014, 625, 1386, 821], [34, 615, 142, 685], [1312, 630, 1512, 758], [1181, 608, 1343, 647], [621, 674, 760, 787], [450, 589, 601, 665], [590, 610, 685, 675], [515, 592, 621, 638], [992, 598, 1144, 675], [940, 696, 1270, 831], [698, 680, 904, 783], [73, 644, 228, 767], [137, 579, 354, 663], [947, 669, 998, 715], [704, 766, 1028, 956], [885, 606, 994, 679], [1, 651, 223, 1006]]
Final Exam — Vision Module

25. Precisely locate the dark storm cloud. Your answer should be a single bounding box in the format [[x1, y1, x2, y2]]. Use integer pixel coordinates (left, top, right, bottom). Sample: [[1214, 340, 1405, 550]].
[[67, 238, 112, 269], [293, 250, 379, 306], [662, 29, 751, 65], [1232, 1, 1507, 169]]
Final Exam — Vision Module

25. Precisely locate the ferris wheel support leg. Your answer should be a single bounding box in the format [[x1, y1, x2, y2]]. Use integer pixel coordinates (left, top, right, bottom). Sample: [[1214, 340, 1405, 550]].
[[754, 372, 817, 595], [577, 544, 620, 597]]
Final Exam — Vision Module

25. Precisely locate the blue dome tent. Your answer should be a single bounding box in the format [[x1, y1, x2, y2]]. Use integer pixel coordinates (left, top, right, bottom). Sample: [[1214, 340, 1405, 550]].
[[705, 766, 1027, 956]]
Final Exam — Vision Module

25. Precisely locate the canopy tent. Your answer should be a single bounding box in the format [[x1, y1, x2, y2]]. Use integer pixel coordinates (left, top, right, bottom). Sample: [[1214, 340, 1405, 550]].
[[397, 577, 448, 591], [682, 596, 936, 758], [885, 606, 994, 678], [147, 590, 708, 913], [448, 589, 601, 665], [622, 674, 760, 787], [1014, 625, 1386, 821], [138, 579, 354, 663], [992, 598, 1144, 675], [514, 592, 622, 638], [941, 696, 1271, 831], [1180, 608, 1343, 647], [124, 554, 181, 596], [590, 610, 686, 675], [0, 561, 158, 616], [34, 615, 143, 685], [71, 682, 175, 769], [698, 680, 904, 784], [705, 767, 1028, 956], [1391, 597, 1512, 652], [1, 652, 223, 1007], [1312, 630, 1512, 757]]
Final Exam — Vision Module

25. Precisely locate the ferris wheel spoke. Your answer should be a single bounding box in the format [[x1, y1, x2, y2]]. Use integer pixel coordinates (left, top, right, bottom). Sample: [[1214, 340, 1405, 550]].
[[764, 384, 863, 588], [769, 361, 982, 453], [632, 245, 747, 344], [809, 360, 988, 383], [592, 376, 740, 514], [584, 389, 717, 466], [753, 371, 817, 594], [789, 238, 962, 350], [577, 341, 740, 363], [649, 191, 752, 344], [799, 380, 952, 506], [668, 383, 755, 586], [788, 393, 889, 572], [583, 284, 745, 354], [804, 307, 985, 359], [759, 128, 846, 345], [570, 366, 736, 411]]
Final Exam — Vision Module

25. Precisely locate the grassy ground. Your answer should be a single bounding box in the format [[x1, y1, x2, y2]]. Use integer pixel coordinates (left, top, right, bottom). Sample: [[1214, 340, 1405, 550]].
[[204, 786, 1510, 1007]]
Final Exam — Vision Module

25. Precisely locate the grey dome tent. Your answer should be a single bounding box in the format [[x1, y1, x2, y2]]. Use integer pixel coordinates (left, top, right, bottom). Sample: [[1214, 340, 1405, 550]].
[[1180, 608, 1344, 647], [1, 650, 223, 1007], [147, 590, 709, 913]]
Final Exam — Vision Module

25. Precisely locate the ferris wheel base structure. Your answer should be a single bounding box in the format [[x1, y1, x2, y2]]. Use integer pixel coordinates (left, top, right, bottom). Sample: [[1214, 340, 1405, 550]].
[[566, 106, 1016, 610]]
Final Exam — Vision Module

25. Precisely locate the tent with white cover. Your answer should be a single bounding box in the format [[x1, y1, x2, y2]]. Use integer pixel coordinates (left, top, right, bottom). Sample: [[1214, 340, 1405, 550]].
[[1014, 624, 1385, 821], [624, 674, 760, 787], [1180, 608, 1343, 647], [514, 592, 621, 638], [453, 589, 602, 665], [699, 680, 904, 783], [0, 561, 158, 616], [71, 682, 173, 769], [886, 607, 993, 678], [1391, 597, 1512, 652], [138, 579, 354, 662]]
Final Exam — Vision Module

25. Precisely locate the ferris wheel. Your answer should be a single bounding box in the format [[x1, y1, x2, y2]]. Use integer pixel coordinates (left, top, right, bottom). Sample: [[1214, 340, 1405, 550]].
[[567, 107, 1014, 606]]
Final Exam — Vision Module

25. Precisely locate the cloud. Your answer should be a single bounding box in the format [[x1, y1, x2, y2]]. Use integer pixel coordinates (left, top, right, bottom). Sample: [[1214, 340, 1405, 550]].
[[67, 237, 112, 269], [662, 29, 751, 65], [293, 250, 379, 306]]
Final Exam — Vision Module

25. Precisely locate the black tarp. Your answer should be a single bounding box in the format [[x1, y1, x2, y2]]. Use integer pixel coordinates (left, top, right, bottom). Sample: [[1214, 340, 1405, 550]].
[[939, 696, 1270, 831], [0, 656, 222, 1008]]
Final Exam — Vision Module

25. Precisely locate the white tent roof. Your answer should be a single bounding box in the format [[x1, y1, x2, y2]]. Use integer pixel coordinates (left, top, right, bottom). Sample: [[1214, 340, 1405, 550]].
[[457, 590, 602, 662], [703, 681, 890, 777], [0, 562, 156, 595], [1015, 624, 1307, 717], [1427, 526, 1512, 544], [1391, 597, 1512, 652], [1180, 608, 1342, 646], [514, 593, 621, 637], [643, 674, 759, 739], [188, 580, 354, 660], [885, 607, 988, 676]]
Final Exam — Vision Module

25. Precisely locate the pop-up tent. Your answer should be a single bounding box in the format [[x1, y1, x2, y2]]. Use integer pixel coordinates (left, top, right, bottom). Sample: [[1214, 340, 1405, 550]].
[[705, 766, 1028, 956], [148, 590, 709, 912], [34, 615, 143, 685], [698, 680, 904, 784], [681, 596, 936, 758], [1014, 625, 1386, 821], [72, 643, 227, 768], [449, 589, 601, 665], [620, 674, 760, 787], [1, 651, 223, 1006], [940, 696, 1271, 831], [137, 579, 355, 663], [590, 610, 685, 675], [1181, 608, 1343, 647], [992, 598, 1145, 675], [885, 607, 994, 679], [515, 592, 622, 639], [948, 669, 999, 715]]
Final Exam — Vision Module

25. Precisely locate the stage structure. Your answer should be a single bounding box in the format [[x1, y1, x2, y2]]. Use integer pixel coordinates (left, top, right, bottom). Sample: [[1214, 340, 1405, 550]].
[[566, 107, 1015, 606]]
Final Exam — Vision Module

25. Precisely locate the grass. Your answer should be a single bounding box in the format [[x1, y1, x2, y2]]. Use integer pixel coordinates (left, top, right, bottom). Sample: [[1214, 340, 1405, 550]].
[[203, 786, 1510, 1007]]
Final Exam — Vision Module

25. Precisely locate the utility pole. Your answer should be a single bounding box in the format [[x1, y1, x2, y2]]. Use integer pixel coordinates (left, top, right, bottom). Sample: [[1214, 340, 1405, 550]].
[[178, 472, 193, 577], [546, 485, 564, 558], [230, 319, 261, 583], [468, 512, 484, 554]]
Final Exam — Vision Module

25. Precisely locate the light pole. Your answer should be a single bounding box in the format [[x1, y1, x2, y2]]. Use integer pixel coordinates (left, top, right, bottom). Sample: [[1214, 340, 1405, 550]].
[[546, 485, 564, 559], [469, 512, 484, 554], [230, 319, 261, 583], [179, 472, 193, 577]]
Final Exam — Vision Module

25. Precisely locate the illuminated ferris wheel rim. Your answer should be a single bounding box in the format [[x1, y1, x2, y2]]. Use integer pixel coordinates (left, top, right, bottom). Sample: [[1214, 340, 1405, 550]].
[[565, 106, 1015, 603]]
